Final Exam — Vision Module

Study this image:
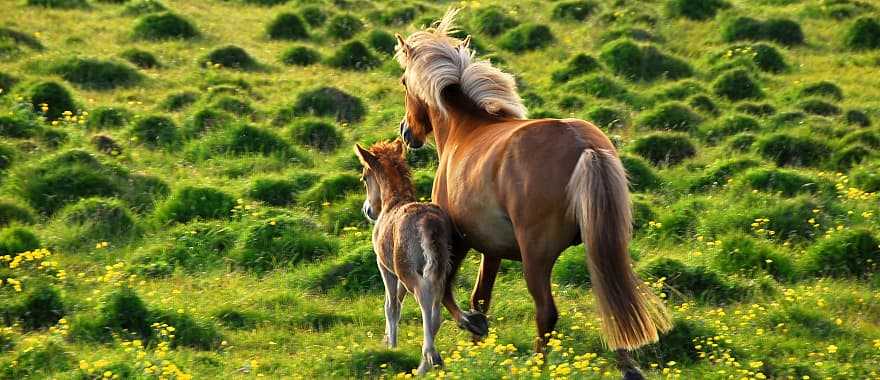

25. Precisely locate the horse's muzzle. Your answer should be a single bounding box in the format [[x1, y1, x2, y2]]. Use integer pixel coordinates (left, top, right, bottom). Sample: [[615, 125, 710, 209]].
[[400, 119, 423, 149]]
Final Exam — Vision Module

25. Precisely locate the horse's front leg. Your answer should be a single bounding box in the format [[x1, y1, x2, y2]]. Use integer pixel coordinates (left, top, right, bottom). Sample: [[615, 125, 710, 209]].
[[377, 261, 402, 348]]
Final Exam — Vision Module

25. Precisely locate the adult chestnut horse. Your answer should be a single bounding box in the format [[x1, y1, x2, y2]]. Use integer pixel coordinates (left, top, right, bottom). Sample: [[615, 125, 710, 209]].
[[393, 10, 671, 379]]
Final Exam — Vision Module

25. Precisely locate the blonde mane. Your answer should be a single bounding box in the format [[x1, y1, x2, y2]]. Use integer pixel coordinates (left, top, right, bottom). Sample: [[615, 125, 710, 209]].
[[395, 9, 527, 120]]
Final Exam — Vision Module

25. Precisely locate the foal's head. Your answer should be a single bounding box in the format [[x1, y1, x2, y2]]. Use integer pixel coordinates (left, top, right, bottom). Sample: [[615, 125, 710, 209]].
[[354, 139, 413, 221]]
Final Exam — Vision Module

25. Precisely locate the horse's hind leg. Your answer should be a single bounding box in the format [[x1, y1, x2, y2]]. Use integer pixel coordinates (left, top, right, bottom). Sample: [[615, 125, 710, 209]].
[[416, 287, 443, 375], [441, 238, 470, 327], [377, 262, 402, 348], [516, 234, 564, 354], [462, 255, 500, 340], [616, 349, 646, 380]]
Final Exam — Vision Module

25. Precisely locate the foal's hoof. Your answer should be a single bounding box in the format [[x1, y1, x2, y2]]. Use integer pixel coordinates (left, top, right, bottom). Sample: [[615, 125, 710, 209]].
[[458, 310, 489, 338], [417, 351, 443, 375], [622, 368, 646, 380]]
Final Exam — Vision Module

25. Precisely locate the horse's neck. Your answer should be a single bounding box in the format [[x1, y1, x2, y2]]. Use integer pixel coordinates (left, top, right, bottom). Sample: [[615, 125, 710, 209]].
[[430, 108, 475, 156]]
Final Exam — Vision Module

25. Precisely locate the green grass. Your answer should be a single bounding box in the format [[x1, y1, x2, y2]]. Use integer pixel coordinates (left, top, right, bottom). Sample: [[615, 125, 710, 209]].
[[1, 1, 879, 379]]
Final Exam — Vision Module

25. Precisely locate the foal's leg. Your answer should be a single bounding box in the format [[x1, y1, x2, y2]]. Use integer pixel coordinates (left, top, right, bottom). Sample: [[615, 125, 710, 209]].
[[463, 255, 501, 341], [415, 286, 443, 375], [377, 262, 402, 348]]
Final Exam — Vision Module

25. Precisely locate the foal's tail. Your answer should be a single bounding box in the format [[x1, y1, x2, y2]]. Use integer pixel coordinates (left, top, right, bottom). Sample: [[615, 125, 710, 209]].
[[419, 217, 452, 297], [567, 149, 672, 350]]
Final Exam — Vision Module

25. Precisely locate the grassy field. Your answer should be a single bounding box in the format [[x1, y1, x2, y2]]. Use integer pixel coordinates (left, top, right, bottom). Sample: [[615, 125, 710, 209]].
[[1, 0, 880, 378]]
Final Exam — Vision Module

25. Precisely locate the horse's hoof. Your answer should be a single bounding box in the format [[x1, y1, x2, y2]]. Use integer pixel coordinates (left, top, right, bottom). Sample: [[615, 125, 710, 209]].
[[458, 310, 489, 338], [622, 368, 646, 380]]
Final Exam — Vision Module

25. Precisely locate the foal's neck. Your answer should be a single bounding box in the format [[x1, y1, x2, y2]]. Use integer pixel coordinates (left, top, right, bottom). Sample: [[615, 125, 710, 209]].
[[380, 178, 416, 213]]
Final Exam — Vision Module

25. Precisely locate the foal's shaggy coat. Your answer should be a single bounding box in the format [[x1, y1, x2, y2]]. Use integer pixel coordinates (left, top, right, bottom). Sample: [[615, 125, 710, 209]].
[[355, 140, 453, 374]]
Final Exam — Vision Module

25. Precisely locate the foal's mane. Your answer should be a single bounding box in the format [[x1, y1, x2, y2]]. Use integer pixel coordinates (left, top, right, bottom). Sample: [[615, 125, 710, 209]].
[[369, 140, 414, 197], [396, 9, 527, 120]]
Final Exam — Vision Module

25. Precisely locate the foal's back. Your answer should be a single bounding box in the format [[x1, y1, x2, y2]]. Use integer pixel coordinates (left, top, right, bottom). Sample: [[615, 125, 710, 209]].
[[373, 202, 452, 291]]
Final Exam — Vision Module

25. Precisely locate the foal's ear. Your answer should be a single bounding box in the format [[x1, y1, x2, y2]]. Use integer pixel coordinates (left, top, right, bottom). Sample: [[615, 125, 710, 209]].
[[395, 34, 412, 57], [354, 144, 379, 169], [391, 139, 406, 157]]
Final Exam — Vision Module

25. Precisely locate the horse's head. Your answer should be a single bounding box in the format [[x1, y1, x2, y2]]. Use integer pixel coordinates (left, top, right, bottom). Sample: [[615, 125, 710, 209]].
[[354, 139, 410, 221], [396, 34, 435, 150]]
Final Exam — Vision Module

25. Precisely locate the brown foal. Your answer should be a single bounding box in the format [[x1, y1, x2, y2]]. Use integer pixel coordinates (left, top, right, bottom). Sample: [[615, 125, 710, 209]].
[[355, 140, 454, 375], [393, 9, 672, 380]]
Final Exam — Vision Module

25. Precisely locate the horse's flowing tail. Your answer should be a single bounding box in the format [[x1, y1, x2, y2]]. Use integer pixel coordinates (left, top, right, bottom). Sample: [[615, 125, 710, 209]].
[[567, 149, 672, 350]]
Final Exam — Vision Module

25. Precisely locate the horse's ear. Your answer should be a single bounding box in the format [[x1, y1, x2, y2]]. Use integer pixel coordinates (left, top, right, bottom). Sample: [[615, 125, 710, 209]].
[[396, 34, 412, 57], [354, 144, 379, 169]]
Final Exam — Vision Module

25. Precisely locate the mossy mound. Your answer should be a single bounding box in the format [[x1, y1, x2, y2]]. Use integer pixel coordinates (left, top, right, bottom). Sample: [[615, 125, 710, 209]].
[[15, 283, 66, 330], [309, 244, 382, 296], [86, 106, 132, 129], [844, 16, 880, 50], [621, 155, 662, 191], [326, 14, 363, 40], [715, 234, 796, 280], [29, 81, 77, 120], [721, 16, 805, 46], [160, 91, 198, 112], [281, 45, 321, 66], [551, 54, 601, 83], [366, 30, 396, 55], [266, 12, 309, 40], [183, 107, 233, 137], [798, 98, 841, 116], [26, 0, 87, 8], [121, 48, 160, 69], [558, 95, 585, 111], [757, 133, 832, 167], [713, 69, 763, 101], [0, 72, 17, 95], [498, 24, 554, 52], [850, 163, 880, 192], [652, 80, 706, 101], [587, 105, 628, 130], [121, 0, 167, 16], [379, 6, 418, 26], [247, 173, 319, 206], [202, 45, 260, 71], [688, 158, 761, 192], [803, 229, 879, 277], [637, 320, 720, 366], [844, 109, 871, 127], [0, 115, 42, 139], [688, 94, 719, 116], [52, 57, 143, 90], [0, 226, 40, 255], [600, 39, 693, 82], [0, 27, 44, 51], [798, 81, 844, 101], [301, 5, 329, 27], [472, 6, 519, 36], [638, 102, 702, 132], [53, 197, 141, 250], [298, 173, 361, 207], [344, 350, 419, 378], [840, 129, 880, 149], [194, 124, 305, 163], [129, 115, 180, 149], [279, 87, 366, 123], [0, 200, 36, 227], [551, 1, 598, 21], [235, 216, 338, 272], [666, 0, 729, 20], [564, 74, 632, 102], [155, 186, 236, 223], [739, 168, 830, 196], [0, 339, 72, 379], [642, 258, 744, 303], [832, 144, 873, 169], [326, 41, 380, 71], [135, 222, 236, 275], [711, 43, 788, 73], [289, 119, 342, 152], [132, 12, 200, 40], [735, 102, 775, 117], [321, 193, 369, 233], [631, 133, 697, 166], [0, 143, 15, 171], [14, 150, 168, 215], [210, 95, 255, 117], [701, 113, 761, 143]]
